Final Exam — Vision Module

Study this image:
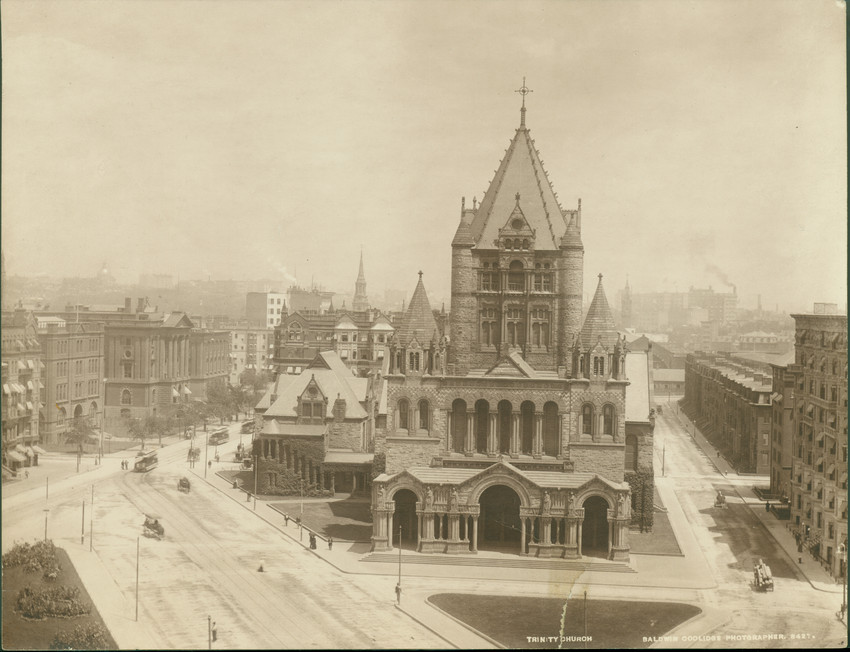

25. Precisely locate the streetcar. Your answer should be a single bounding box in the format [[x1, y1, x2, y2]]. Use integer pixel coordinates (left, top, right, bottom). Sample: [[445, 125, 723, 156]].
[[208, 426, 229, 446], [133, 450, 159, 472]]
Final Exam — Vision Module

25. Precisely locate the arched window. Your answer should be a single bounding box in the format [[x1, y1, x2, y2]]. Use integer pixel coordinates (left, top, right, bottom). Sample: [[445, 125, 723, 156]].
[[397, 399, 409, 431], [521, 401, 534, 454], [625, 434, 638, 471], [452, 399, 467, 453], [418, 399, 430, 430], [582, 403, 594, 436], [508, 260, 524, 291], [498, 400, 512, 454], [543, 402, 559, 456], [603, 404, 615, 436], [121, 389, 132, 406], [475, 399, 489, 453]]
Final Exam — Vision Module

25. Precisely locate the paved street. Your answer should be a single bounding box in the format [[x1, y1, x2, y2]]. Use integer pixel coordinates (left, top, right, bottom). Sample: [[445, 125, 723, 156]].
[[2, 412, 847, 649]]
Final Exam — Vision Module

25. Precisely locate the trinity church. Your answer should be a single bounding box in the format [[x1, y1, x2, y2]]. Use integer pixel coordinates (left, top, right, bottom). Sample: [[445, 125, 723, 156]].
[[370, 88, 654, 560]]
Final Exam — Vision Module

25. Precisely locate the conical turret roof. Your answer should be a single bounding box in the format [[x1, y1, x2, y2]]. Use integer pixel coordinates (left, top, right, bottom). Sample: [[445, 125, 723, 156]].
[[579, 274, 619, 350], [396, 273, 440, 348], [470, 118, 568, 251]]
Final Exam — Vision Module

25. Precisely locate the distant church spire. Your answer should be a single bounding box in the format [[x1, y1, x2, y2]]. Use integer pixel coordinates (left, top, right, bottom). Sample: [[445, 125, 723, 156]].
[[352, 248, 369, 312]]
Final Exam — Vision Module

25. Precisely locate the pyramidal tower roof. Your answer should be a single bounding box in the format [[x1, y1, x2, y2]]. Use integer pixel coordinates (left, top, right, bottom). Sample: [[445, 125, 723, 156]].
[[469, 82, 568, 251], [579, 274, 619, 350], [396, 272, 440, 347]]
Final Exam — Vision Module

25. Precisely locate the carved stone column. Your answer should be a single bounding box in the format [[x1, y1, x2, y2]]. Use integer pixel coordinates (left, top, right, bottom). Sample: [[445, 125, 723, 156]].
[[533, 413, 543, 458], [465, 411, 475, 455], [487, 412, 498, 456]]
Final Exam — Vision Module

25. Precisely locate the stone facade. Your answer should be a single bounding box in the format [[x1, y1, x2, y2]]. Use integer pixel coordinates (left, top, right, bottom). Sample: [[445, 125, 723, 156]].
[[372, 99, 652, 560]]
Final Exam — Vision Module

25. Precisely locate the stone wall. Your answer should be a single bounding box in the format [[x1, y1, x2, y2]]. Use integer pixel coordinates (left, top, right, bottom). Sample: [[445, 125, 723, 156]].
[[327, 420, 363, 451], [568, 443, 625, 483]]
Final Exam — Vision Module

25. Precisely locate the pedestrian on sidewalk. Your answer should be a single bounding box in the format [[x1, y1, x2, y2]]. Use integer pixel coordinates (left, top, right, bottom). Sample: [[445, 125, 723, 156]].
[[284, 514, 290, 526], [327, 536, 333, 551], [395, 583, 402, 605], [765, 501, 770, 513]]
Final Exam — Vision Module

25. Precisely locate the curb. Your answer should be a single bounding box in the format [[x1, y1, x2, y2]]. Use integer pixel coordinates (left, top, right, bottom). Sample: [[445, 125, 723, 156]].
[[422, 595, 505, 649], [393, 602, 469, 650]]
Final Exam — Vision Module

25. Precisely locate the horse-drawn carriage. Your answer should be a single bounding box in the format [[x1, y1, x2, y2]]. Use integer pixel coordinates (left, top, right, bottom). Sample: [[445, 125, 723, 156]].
[[178, 477, 191, 493], [187, 447, 201, 462], [714, 491, 727, 509], [753, 558, 774, 591], [143, 514, 165, 540]]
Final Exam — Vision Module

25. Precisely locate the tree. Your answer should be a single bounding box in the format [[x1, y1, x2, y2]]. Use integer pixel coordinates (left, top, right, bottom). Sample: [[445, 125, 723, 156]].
[[66, 417, 96, 454], [239, 369, 272, 417], [128, 418, 147, 451], [206, 384, 234, 424], [143, 415, 169, 448]]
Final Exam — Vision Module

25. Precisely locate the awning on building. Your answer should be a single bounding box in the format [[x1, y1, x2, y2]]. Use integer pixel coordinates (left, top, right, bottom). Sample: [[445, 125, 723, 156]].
[[26, 401, 34, 411], [171, 387, 180, 398], [17, 360, 26, 371], [16, 403, 25, 412], [841, 472, 848, 483], [815, 431, 825, 442], [6, 451, 26, 463], [32, 445, 48, 456], [827, 464, 835, 476], [27, 381, 34, 391], [182, 386, 192, 395], [15, 444, 27, 454], [2, 384, 10, 395], [26, 359, 35, 369], [815, 457, 823, 467]]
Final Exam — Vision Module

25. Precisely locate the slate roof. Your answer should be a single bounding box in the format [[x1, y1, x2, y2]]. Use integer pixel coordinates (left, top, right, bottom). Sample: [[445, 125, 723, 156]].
[[395, 274, 440, 348], [470, 122, 568, 251], [578, 275, 619, 350], [260, 351, 367, 419]]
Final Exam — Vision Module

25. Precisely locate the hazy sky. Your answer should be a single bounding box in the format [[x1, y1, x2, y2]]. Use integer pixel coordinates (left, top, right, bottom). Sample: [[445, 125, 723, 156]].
[[1, 0, 845, 313]]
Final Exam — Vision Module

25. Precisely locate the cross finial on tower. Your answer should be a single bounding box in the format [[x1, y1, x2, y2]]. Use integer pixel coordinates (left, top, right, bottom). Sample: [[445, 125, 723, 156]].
[[515, 192, 521, 203], [598, 273, 603, 282], [515, 76, 533, 127], [418, 270, 423, 280]]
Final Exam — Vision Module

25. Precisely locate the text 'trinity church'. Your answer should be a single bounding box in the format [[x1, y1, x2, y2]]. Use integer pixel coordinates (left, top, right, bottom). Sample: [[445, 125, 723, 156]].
[[371, 84, 655, 560]]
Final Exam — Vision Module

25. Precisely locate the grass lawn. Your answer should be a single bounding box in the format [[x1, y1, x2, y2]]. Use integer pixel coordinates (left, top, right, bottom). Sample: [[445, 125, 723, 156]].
[[429, 594, 700, 649], [628, 510, 682, 555], [1, 546, 117, 650], [269, 498, 372, 542]]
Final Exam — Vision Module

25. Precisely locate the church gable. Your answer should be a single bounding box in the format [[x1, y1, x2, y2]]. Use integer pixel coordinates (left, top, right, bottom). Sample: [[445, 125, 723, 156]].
[[484, 351, 537, 378]]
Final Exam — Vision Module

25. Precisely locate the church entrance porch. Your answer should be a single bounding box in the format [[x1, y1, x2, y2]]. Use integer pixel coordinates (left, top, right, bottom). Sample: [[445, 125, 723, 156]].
[[478, 485, 522, 553], [393, 489, 418, 549], [581, 496, 610, 558]]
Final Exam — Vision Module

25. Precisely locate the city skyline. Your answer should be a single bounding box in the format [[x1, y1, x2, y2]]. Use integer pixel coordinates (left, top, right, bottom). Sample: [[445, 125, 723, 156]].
[[1, 0, 845, 315]]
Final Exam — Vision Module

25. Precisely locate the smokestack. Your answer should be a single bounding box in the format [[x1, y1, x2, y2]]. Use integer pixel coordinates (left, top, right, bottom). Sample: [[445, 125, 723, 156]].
[[124, 297, 132, 313]]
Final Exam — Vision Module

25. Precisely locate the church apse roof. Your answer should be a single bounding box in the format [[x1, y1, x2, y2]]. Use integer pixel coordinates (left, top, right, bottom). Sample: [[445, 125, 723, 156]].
[[469, 122, 567, 251]]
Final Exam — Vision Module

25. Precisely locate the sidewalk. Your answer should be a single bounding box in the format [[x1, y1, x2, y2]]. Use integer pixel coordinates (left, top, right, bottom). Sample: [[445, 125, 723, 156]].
[[667, 408, 842, 594]]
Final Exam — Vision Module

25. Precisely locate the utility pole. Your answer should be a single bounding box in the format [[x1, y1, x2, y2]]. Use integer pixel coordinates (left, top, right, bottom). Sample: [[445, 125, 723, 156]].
[[43, 509, 49, 541], [253, 455, 258, 511], [583, 590, 588, 648], [662, 441, 666, 477], [204, 433, 209, 478], [81, 500, 85, 545], [90, 485, 94, 551], [300, 478, 304, 541]]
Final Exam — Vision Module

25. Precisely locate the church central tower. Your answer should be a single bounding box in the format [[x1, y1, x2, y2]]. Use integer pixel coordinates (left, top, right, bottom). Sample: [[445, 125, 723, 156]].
[[448, 87, 583, 376]]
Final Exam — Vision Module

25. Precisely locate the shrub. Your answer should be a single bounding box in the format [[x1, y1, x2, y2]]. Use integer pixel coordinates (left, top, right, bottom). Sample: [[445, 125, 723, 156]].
[[2, 540, 59, 573], [50, 623, 111, 650], [16, 585, 91, 620]]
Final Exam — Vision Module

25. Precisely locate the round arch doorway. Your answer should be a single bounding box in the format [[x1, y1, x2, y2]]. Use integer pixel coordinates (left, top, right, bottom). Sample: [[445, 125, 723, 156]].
[[581, 496, 610, 558], [393, 489, 418, 549], [478, 485, 522, 553]]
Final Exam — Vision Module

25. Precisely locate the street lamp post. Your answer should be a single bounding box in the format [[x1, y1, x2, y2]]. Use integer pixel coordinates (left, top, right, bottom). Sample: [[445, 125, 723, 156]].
[[838, 543, 847, 618], [43, 509, 49, 541], [300, 479, 304, 541], [204, 434, 209, 478]]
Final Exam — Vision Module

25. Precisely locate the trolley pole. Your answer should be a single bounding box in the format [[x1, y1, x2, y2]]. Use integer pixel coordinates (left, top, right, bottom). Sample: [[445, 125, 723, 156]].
[[204, 435, 209, 478], [81, 500, 85, 545], [135, 537, 140, 622], [90, 485, 94, 552], [253, 455, 258, 511]]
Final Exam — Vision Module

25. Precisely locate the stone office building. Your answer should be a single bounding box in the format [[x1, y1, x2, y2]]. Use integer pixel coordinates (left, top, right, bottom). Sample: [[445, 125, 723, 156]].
[[370, 96, 653, 560]]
